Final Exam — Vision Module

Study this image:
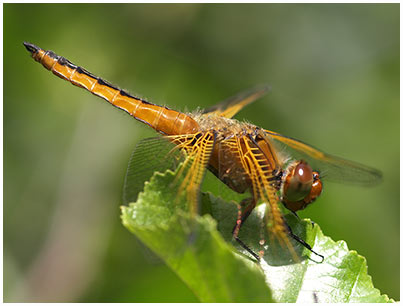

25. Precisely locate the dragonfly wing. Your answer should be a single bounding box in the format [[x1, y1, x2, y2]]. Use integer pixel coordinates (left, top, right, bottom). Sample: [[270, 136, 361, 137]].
[[203, 85, 270, 118], [124, 132, 216, 215], [222, 135, 298, 260], [123, 136, 184, 205], [264, 130, 383, 186], [173, 131, 217, 215]]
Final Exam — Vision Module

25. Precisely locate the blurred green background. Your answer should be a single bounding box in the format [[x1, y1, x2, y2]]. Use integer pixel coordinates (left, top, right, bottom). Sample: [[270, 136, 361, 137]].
[[4, 3, 399, 302]]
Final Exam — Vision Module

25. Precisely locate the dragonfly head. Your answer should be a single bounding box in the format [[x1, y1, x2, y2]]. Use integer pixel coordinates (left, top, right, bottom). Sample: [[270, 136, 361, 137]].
[[281, 160, 323, 212]]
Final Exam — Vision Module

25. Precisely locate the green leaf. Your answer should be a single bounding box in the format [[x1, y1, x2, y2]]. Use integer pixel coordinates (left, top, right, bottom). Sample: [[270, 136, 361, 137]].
[[121, 169, 393, 303], [121, 169, 272, 302]]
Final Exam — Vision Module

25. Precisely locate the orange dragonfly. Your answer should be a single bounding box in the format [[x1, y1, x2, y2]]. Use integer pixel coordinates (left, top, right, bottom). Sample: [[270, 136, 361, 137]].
[[24, 42, 382, 262]]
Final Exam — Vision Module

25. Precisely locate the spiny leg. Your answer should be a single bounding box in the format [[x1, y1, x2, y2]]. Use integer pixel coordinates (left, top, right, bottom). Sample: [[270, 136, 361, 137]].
[[263, 191, 301, 261], [283, 218, 324, 263], [231, 198, 260, 261]]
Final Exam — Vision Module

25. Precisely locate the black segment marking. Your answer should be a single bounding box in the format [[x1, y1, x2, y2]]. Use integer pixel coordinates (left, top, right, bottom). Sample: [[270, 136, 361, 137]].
[[66, 61, 78, 69], [119, 89, 131, 97], [58, 57, 68, 65], [46, 50, 60, 60], [76, 66, 98, 79], [120, 90, 155, 106], [120, 89, 148, 102], [97, 78, 119, 90], [23, 42, 39, 54], [57, 57, 77, 70], [23, 42, 173, 112]]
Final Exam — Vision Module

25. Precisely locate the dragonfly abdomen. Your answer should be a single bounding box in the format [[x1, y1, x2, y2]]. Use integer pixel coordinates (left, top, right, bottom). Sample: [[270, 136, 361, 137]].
[[23, 42, 199, 135]]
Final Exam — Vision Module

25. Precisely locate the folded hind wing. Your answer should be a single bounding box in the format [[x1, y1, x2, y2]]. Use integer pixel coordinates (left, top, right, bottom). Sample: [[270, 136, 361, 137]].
[[203, 85, 270, 118]]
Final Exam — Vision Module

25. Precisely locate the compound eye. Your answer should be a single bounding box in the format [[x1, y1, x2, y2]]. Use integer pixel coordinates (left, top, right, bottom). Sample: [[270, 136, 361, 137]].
[[307, 171, 323, 203], [284, 161, 314, 202]]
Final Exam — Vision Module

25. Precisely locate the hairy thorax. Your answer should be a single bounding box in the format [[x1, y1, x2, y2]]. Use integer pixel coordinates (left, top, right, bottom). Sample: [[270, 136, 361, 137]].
[[190, 112, 266, 194], [191, 112, 257, 140]]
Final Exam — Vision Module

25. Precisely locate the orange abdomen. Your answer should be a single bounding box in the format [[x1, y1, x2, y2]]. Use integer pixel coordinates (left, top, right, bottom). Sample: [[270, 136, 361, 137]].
[[24, 42, 199, 136]]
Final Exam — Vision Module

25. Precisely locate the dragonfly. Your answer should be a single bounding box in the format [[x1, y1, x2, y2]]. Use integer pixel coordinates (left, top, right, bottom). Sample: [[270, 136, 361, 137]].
[[23, 42, 382, 262]]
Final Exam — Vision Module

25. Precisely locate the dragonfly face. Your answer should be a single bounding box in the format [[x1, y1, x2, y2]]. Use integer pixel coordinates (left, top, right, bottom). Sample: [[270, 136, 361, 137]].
[[281, 161, 323, 212], [24, 42, 382, 262]]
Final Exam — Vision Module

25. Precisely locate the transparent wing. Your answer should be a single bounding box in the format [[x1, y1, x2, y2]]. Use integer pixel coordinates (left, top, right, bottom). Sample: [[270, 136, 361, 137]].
[[123, 132, 217, 214], [203, 84, 270, 118], [264, 130, 382, 186], [123, 137, 184, 205]]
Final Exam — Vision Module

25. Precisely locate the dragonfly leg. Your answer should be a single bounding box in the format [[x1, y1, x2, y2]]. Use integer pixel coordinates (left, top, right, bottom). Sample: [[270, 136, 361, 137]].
[[232, 198, 260, 261], [290, 210, 300, 220], [283, 219, 324, 263]]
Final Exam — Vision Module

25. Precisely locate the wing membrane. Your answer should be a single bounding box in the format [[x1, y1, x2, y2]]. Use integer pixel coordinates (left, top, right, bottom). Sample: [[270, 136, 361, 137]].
[[123, 137, 184, 205], [203, 85, 270, 118], [173, 132, 217, 215], [264, 130, 382, 186], [123, 132, 217, 216], [233, 135, 297, 260]]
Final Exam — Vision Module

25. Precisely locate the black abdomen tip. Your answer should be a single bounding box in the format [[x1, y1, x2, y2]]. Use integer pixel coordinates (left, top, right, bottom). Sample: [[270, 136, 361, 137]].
[[23, 42, 40, 55]]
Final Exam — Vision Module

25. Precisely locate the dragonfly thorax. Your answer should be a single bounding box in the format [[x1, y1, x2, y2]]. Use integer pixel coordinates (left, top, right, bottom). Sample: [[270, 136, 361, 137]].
[[192, 112, 257, 139]]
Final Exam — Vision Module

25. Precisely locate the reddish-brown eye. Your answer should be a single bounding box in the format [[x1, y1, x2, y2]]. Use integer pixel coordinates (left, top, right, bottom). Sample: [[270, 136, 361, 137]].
[[284, 161, 313, 202], [307, 171, 322, 203], [282, 162, 323, 213]]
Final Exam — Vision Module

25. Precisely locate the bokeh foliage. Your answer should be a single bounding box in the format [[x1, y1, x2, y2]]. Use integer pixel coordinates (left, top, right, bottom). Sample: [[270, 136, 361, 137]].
[[4, 3, 399, 302]]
